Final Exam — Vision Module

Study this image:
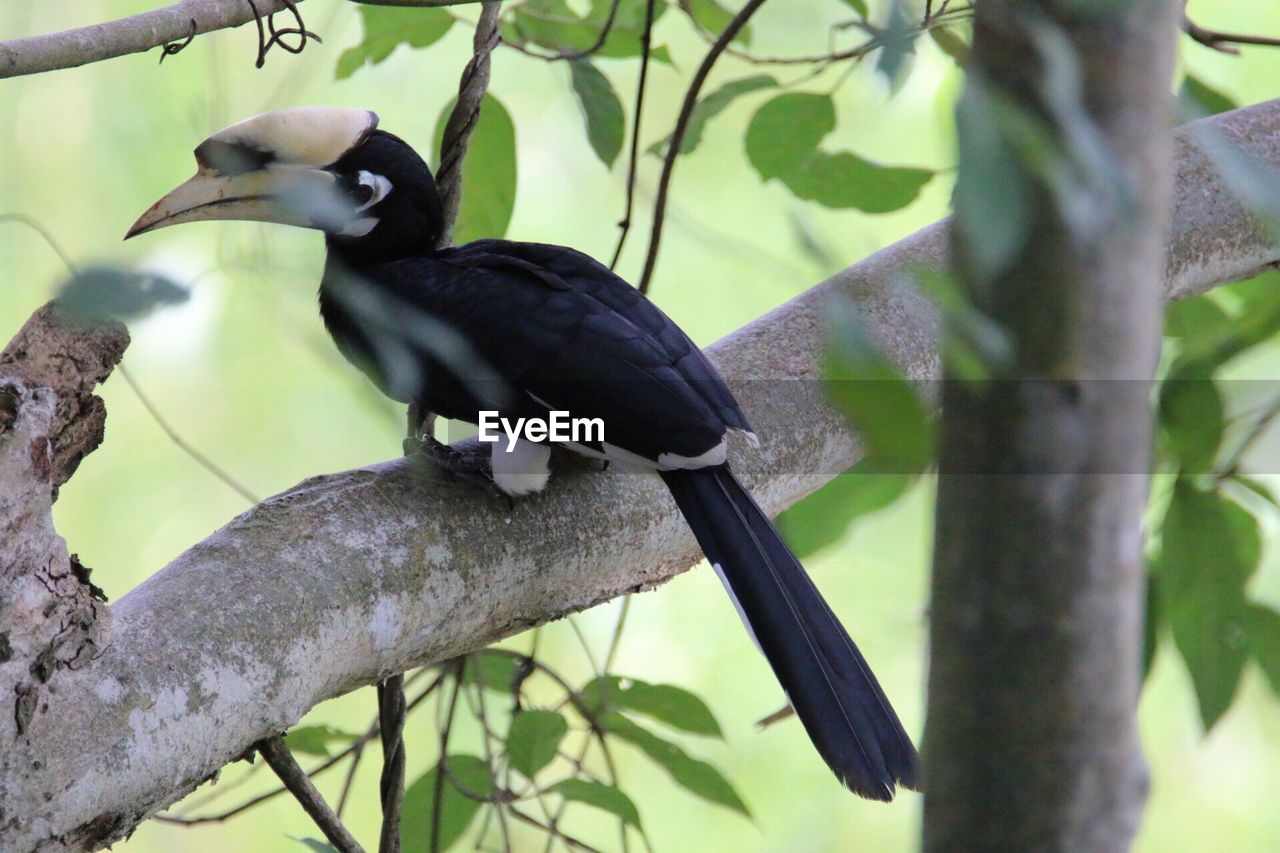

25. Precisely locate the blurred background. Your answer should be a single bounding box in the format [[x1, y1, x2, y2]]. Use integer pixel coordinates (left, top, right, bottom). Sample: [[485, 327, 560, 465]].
[[3, 1, 1280, 850]]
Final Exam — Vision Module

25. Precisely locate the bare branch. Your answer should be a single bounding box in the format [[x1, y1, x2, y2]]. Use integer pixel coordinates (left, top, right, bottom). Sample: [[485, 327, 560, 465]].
[[637, 0, 770, 293], [0, 0, 310, 79], [608, 0, 656, 270], [3, 100, 1280, 851], [1183, 14, 1280, 55], [257, 735, 365, 853]]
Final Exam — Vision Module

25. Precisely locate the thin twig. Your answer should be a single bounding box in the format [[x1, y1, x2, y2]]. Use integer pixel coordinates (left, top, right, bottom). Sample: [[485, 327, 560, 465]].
[[244, 0, 322, 68], [567, 618, 602, 676], [1183, 14, 1280, 55], [378, 674, 408, 853], [0, 0, 309, 79], [119, 365, 260, 504], [504, 0, 622, 62], [593, 732, 639, 853], [1218, 392, 1280, 481], [603, 596, 631, 671], [714, 4, 972, 66], [636, 0, 771, 294], [508, 807, 603, 853], [542, 732, 596, 853], [0, 212, 261, 506], [437, 1, 503, 245], [160, 670, 445, 826], [337, 737, 369, 819], [1, 212, 79, 276], [608, 0, 656, 270], [431, 660, 467, 852], [257, 736, 365, 853], [468, 683, 513, 851]]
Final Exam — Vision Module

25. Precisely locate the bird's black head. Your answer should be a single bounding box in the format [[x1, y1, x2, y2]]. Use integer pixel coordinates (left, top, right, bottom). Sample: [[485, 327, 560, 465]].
[[324, 129, 445, 263], [126, 107, 445, 263]]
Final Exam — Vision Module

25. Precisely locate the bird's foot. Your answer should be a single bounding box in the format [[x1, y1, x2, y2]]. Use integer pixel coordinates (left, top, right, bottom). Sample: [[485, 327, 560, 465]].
[[420, 436, 514, 509]]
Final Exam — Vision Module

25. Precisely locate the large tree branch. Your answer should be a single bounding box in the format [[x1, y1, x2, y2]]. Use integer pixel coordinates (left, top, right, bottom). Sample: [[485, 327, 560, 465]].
[[0, 0, 306, 79], [2, 100, 1279, 850]]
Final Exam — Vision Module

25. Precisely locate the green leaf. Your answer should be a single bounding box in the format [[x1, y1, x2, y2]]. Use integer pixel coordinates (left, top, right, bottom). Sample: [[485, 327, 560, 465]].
[[601, 712, 749, 816], [915, 269, 1014, 382], [952, 77, 1033, 283], [570, 60, 625, 168], [681, 0, 752, 46], [1229, 474, 1279, 508], [1180, 275, 1280, 370], [336, 6, 454, 80], [57, 265, 188, 323], [824, 300, 934, 473], [777, 459, 914, 558], [586, 0, 671, 60], [649, 75, 777, 158], [548, 779, 642, 828], [1158, 370, 1223, 475], [745, 92, 933, 212], [874, 0, 918, 87], [283, 725, 359, 757], [401, 755, 493, 853], [433, 95, 517, 243], [506, 0, 599, 53], [1244, 604, 1280, 697], [505, 0, 671, 61], [579, 676, 722, 737], [506, 710, 568, 778], [1178, 75, 1237, 122], [928, 26, 969, 65], [1157, 481, 1259, 729], [1164, 295, 1233, 345], [839, 0, 869, 19], [463, 651, 522, 693]]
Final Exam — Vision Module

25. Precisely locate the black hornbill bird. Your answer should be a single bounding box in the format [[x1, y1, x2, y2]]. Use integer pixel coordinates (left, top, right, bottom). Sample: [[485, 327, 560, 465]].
[[127, 107, 918, 800]]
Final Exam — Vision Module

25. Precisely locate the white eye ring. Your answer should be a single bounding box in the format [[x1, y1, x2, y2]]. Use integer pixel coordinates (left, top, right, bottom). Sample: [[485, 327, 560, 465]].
[[355, 170, 392, 211]]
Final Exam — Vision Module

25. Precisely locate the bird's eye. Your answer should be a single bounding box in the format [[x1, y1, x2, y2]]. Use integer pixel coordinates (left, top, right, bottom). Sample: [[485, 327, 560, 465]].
[[353, 170, 392, 211]]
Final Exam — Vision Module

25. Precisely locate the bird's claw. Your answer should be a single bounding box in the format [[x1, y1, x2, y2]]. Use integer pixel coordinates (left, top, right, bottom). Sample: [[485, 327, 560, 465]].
[[420, 436, 514, 509]]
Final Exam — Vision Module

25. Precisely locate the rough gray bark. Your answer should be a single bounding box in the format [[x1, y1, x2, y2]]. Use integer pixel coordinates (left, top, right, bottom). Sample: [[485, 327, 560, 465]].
[[0, 100, 1278, 851], [0, 0, 305, 79], [924, 1, 1181, 850]]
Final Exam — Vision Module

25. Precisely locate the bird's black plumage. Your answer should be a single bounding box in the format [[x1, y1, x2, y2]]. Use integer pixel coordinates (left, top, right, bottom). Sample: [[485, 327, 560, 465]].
[[321, 238, 748, 466], [135, 116, 919, 799], [318, 129, 918, 796]]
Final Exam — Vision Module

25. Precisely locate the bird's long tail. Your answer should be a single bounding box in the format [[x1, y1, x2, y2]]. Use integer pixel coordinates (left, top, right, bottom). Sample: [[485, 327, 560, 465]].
[[661, 465, 918, 800]]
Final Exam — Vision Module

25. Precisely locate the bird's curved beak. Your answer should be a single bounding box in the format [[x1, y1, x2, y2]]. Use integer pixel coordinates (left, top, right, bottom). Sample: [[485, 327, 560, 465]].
[[125, 165, 343, 239], [125, 106, 379, 240]]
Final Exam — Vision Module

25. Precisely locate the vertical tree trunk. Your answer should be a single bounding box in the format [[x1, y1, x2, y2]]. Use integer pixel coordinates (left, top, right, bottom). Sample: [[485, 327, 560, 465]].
[[924, 1, 1180, 849]]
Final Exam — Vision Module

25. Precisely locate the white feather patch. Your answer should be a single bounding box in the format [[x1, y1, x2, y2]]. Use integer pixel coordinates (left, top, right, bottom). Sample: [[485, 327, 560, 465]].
[[491, 439, 552, 496], [657, 436, 728, 470], [711, 562, 762, 655]]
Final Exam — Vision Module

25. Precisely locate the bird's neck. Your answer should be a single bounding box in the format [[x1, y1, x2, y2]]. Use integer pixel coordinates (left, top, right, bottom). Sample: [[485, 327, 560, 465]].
[[324, 230, 441, 269]]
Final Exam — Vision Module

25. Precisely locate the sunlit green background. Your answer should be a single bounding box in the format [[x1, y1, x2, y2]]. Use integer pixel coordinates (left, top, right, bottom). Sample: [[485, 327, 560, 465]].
[[3, 1, 1280, 850]]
